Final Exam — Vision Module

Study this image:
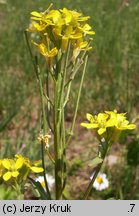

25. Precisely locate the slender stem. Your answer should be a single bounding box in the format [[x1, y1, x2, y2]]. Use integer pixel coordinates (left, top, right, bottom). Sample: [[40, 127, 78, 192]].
[[57, 42, 70, 196], [83, 163, 102, 200], [63, 60, 82, 107], [46, 148, 55, 164], [54, 71, 62, 200], [44, 93, 53, 107], [67, 55, 88, 145], [34, 58, 51, 198], [53, 43, 71, 199], [25, 32, 51, 199], [83, 141, 109, 200], [13, 180, 24, 200], [35, 57, 47, 132], [45, 69, 54, 133], [25, 31, 51, 199], [24, 31, 38, 79], [53, 53, 62, 200], [61, 109, 66, 196], [41, 142, 51, 199], [58, 42, 71, 122]]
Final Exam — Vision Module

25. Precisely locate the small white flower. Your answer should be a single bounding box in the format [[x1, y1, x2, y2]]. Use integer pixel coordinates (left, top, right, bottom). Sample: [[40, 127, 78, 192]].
[[125, 2, 129, 7], [0, 0, 7, 4], [35, 174, 54, 191], [90, 172, 109, 191]]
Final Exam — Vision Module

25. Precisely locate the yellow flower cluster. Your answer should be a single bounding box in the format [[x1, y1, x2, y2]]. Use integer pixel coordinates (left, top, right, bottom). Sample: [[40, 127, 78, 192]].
[[0, 154, 43, 182], [81, 110, 136, 140], [27, 3, 95, 64]]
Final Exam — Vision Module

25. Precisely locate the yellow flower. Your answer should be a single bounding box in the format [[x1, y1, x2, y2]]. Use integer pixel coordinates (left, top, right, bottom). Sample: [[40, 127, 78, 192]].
[[105, 111, 136, 131], [2, 158, 23, 181], [78, 24, 95, 35], [81, 110, 136, 139], [15, 154, 44, 173], [81, 113, 114, 135], [32, 42, 58, 64], [30, 3, 53, 23], [27, 21, 47, 32], [61, 33, 82, 53], [53, 24, 82, 52], [28, 5, 95, 55], [60, 8, 90, 25], [45, 10, 62, 25], [72, 39, 92, 60]]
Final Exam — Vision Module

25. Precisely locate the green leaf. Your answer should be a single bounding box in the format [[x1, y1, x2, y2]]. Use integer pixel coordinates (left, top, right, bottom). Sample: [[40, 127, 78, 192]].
[[28, 177, 49, 200], [88, 156, 103, 168]]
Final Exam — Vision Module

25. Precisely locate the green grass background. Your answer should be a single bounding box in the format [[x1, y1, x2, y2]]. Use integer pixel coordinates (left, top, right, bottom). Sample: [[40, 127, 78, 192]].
[[1, 0, 139, 115]]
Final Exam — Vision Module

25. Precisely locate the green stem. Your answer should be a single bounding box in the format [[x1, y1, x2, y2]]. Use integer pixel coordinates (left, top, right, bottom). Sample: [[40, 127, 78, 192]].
[[45, 69, 54, 133], [13, 180, 24, 200], [35, 57, 47, 133], [83, 162, 103, 200], [57, 42, 70, 133], [53, 52, 62, 199], [41, 142, 51, 199], [53, 43, 71, 199], [24, 31, 38, 79], [46, 148, 55, 164], [25, 32, 51, 199], [58, 42, 70, 196], [67, 55, 88, 145], [83, 140, 109, 200], [54, 73, 62, 200], [60, 105, 66, 195], [34, 58, 51, 198], [64, 49, 88, 104]]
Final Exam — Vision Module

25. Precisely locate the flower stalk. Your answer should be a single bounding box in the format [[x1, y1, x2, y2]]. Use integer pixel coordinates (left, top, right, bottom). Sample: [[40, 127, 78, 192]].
[[81, 111, 136, 199], [26, 4, 95, 200]]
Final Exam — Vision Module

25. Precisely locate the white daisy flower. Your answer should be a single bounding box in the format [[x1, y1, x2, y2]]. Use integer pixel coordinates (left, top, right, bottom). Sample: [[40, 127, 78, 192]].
[[35, 174, 54, 191], [0, 0, 7, 4], [90, 172, 109, 191]]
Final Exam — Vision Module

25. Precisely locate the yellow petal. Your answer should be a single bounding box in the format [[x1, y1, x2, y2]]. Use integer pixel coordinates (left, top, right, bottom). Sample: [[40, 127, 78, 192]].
[[30, 166, 44, 173], [38, 43, 48, 56], [78, 16, 90, 21], [33, 160, 42, 166], [98, 127, 106, 135], [49, 47, 58, 57], [51, 10, 61, 23], [31, 11, 42, 17], [3, 172, 12, 181], [106, 119, 115, 127], [12, 171, 19, 178], [53, 27, 62, 36], [86, 113, 93, 121], [2, 159, 11, 170], [32, 42, 48, 56], [97, 113, 108, 122], [15, 158, 24, 170], [81, 122, 98, 129], [33, 22, 47, 31], [70, 33, 82, 39], [127, 124, 136, 129], [79, 41, 88, 49], [83, 24, 92, 31], [31, 16, 43, 21]]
